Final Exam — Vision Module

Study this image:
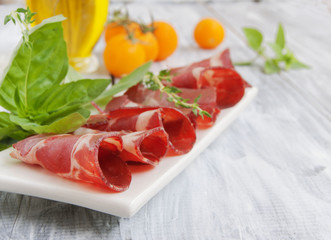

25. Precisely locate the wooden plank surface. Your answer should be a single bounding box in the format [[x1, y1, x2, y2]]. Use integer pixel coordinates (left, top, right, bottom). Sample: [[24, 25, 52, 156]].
[[0, 1, 331, 239]]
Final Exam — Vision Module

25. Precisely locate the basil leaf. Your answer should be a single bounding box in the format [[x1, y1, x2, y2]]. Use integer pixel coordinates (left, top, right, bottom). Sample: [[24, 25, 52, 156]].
[[94, 61, 152, 106], [0, 112, 31, 141], [10, 110, 88, 134], [287, 57, 310, 70], [275, 23, 285, 49], [33, 104, 84, 124], [0, 15, 68, 114], [0, 142, 12, 151], [243, 27, 263, 51], [4, 15, 12, 25], [33, 79, 109, 113], [0, 112, 19, 140], [268, 42, 283, 59], [264, 59, 281, 74]]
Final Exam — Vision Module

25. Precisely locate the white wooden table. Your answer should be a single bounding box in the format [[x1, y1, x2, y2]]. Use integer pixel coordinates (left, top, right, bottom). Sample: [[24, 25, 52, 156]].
[[1, 1, 331, 239]]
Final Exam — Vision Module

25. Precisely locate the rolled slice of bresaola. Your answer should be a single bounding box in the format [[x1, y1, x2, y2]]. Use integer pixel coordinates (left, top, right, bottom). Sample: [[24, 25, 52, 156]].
[[169, 48, 234, 89], [119, 127, 169, 165], [10, 132, 131, 192], [76, 127, 169, 166], [85, 107, 196, 156], [168, 49, 249, 108], [200, 67, 245, 108], [124, 85, 220, 129]]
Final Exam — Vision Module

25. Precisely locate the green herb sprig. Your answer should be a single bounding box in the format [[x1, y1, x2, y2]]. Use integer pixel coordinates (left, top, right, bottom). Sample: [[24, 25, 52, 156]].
[[235, 23, 309, 74], [4, 7, 36, 49], [142, 70, 211, 118]]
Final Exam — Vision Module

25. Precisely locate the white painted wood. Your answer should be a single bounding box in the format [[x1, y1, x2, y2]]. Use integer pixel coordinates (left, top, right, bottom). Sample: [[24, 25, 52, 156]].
[[0, 1, 330, 239]]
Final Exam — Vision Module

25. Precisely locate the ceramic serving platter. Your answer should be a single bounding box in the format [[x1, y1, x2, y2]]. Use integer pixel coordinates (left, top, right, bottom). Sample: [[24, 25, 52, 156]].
[[0, 87, 257, 217]]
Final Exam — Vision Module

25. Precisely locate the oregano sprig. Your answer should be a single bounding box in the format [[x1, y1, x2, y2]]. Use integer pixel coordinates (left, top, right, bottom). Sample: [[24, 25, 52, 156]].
[[4, 7, 36, 49], [142, 70, 211, 119], [235, 23, 309, 74]]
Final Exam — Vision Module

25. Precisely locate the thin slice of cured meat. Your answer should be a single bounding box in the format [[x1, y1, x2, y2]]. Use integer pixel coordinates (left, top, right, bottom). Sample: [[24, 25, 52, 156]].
[[200, 67, 245, 108], [124, 84, 219, 128], [168, 49, 248, 108], [10, 132, 132, 192], [120, 128, 169, 165], [170, 49, 234, 88], [76, 127, 169, 166], [105, 95, 140, 112], [85, 107, 196, 155]]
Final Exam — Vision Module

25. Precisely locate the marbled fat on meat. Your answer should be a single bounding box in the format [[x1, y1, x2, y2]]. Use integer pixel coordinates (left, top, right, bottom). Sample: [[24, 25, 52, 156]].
[[10, 132, 131, 192], [170, 49, 234, 88], [169, 49, 248, 108], [87, 106, 196, 155], [124, 85, 220, 128], [119, 128, 169, 165], [74, 127, 169, 166]]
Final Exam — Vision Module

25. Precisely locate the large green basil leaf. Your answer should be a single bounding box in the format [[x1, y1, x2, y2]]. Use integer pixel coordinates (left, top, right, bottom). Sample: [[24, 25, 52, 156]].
[[0, 112, 31, 141], [10, 109, 89, 134], [33, 79, 109, 113], [0, 15, 68, 114]]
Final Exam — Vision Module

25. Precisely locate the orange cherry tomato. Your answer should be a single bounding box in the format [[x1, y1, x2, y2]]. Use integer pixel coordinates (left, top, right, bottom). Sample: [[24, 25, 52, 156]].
[[194, 18, 225, 49], [103, 34, 146, 77], [152, 21, 178, 61], [137, 32, 159, 61], [104, 22, 141, 43]]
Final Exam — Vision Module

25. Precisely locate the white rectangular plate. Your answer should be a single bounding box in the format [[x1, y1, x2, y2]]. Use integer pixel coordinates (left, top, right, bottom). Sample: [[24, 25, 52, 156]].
[[0, 87, 257, 217]]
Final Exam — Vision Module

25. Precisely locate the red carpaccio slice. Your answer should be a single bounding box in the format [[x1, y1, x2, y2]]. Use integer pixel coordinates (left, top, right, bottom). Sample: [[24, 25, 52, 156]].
[[119, 128, 169, 165], [75, 127, 169, 166], [124, 85, 220, 128], [170, 49, 234, 88], [200, 67, 245, 108], [85, 106, 196, 156], [10, 132, 131, 192], [168, 49, 248, 108]]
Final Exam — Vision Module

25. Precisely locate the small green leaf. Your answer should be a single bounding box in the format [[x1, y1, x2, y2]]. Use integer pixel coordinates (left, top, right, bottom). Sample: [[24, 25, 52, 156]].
[[243, 27, 263, 51], [264, 59, 281, 74], [194, 95, 201, 103], [233, 61, 254, 66], [275, 23, 285, 49], [199, 111, 205, 119], [16, 8, 27, 13], [4, 15, 12, 25], [16, 14, 22, 23], [159, 69, 170, 77], [167, 97, 174, 102], [202, 111, 212, 118], [268, 42, 283, 59], [164, 86, 181, 94], [281, 50, 309, 70], [288, 57, 310, 70]]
